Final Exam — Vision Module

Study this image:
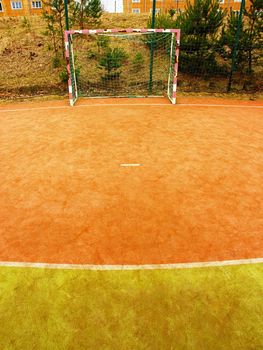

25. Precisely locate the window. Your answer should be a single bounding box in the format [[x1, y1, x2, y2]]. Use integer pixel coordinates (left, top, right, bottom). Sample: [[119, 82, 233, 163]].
[[0, 1, 3, 11], [11, 1, 22, 9], [234, 0, 241, 2], [132, 0, 140, 2], [150, 8, 161, 13], [32, 0, 42, 8], [132, 8, 140, 13]]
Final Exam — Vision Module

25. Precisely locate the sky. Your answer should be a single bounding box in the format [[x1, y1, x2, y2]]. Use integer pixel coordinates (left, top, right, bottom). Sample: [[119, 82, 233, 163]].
[[101, 0, 123, 13]]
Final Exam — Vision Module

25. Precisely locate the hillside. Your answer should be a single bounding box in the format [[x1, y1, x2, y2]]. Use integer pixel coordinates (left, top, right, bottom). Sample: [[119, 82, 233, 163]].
[[0, 13, 262, 101], [0, 14, 149, 100]]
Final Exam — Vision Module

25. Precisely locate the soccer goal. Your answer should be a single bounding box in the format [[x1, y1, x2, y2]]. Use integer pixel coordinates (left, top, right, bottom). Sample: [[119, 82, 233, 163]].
[[64, 28, 180, 106]]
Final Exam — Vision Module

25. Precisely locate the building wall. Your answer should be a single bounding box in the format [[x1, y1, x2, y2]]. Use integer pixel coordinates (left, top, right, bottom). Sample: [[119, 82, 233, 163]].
[[0, 0, 246, 18], [123, 0, 248, 14], [0, 0, 44, 17]]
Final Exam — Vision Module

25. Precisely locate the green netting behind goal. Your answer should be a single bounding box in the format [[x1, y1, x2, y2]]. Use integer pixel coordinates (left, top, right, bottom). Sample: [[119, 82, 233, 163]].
[[65, 29, 180, 106]]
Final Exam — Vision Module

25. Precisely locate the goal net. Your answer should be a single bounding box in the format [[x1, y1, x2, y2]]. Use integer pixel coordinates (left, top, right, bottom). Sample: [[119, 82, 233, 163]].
[[65, 29, 180, 106]]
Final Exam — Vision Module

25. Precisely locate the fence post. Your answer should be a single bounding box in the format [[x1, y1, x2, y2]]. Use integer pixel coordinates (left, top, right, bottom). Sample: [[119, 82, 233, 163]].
[[227, 0, 245, 92], [148, 0, 156, 94], [64, 0, 70, 31]]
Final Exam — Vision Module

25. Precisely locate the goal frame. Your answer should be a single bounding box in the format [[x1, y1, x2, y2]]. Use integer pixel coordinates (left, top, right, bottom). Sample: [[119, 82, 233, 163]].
[[64, 28, 180, 106]]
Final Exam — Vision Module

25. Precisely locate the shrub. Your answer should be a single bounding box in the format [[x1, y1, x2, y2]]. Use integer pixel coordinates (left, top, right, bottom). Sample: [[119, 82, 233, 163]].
[[168, 8, 176, 18], [97, 35, 110, 53], [52, 55, 61, 68], [59, 67, 80, 83], [21, 17, 31, 30], [99, 47, 128, 79], [132, 52, 144, 70], [147, 13, 176, 29], [87, 50, 97, 59]]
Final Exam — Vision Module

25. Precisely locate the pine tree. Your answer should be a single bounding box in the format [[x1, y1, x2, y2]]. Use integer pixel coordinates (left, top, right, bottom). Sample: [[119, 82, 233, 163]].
[[42, 0, 65, 59], [218, 11, 249, 75], [219, 0, 262, 76], [99, 47, 128, 80], [70, 0, 103, 30], [175, 0, 226, 75], [244, 0, 263, 74]]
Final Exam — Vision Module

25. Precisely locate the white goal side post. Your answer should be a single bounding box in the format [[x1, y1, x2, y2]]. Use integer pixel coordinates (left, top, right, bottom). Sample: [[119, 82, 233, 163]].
[[65, 28, 180, 106]]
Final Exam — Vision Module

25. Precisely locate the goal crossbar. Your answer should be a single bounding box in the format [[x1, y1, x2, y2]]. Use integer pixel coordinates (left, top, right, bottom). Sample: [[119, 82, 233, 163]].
[[65, 28, 180, 106]]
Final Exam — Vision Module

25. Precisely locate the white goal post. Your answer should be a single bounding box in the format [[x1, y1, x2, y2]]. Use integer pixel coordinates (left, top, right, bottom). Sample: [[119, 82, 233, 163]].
[[65, 28, 180, 106]]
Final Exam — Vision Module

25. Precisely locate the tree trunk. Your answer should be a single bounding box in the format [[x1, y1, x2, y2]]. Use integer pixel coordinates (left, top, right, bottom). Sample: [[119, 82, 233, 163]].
[[80, 0, 84, 30], [248, 18, 255, 74], [58, 12, 65, 58]]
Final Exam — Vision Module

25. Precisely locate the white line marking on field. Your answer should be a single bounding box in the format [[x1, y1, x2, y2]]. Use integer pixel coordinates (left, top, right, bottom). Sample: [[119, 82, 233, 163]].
[[0, 258, 262, 271], [0, 103, 262, 113], [120, 164, 142, 167], [179, 103, 263, 109]]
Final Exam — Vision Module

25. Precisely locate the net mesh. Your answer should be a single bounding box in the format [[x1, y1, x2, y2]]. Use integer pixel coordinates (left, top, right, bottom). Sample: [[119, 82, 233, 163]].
[[67, 31, 179, 104]]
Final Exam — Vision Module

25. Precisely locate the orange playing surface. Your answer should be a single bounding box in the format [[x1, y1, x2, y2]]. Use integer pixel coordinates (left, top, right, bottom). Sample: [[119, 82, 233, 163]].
[[0, 97, 262, 265]]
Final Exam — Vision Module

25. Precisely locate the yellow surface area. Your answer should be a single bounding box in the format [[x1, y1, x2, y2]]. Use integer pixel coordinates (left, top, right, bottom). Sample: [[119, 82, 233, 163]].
[[0, 263, 262, 349]]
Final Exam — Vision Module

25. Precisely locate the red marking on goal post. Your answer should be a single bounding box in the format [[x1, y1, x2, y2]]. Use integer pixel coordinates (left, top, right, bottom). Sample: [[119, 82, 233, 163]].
[[173, 29, 181, 102]]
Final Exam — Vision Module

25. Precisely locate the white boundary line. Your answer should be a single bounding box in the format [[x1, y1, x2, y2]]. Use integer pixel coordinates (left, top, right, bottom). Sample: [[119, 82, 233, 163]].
[[120, 164, 142, 167], [0, 103, 262, 113], [0, 258, 262, 270]]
